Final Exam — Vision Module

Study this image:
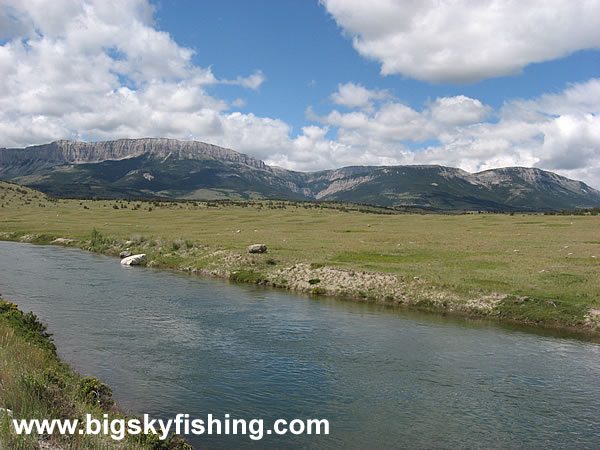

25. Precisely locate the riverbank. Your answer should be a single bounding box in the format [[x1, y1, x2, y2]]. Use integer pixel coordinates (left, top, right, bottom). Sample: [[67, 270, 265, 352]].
[[0, 296, 191, 449], [1, 181, 599, 334], [1, 225, 599, 337]]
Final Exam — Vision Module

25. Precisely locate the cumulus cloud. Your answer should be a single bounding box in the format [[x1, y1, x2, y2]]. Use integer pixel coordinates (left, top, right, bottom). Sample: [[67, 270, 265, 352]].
[[301, 79, 600, 187], [512, 78, 600, 117], [0, 0, 270, 149], [330, 82, 389, 111], [312, 94, 489, 145], [320, 0, 600, 83], [538, 114, 600, 171], [222, 70, 265, 90], [429, 96, 491, 126]]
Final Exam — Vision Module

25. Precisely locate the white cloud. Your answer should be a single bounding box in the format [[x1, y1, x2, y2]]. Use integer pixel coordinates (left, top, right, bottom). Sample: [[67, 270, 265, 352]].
[[330, 82, 389, 111], [215, 112, 291, 159], [0, 0, 268, 149], [512, 78, 600, 117], [312, 94, 488, 145], [302, 79, 600, 188], [429, 96, 491, 126], [538, 114, 600, 171], [231, 98, 247, 108], [320, 0, 600, 83], [222, 70, 265, 90]]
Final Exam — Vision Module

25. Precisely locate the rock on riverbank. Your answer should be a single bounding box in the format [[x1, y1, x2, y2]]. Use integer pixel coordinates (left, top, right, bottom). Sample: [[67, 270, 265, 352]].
[[120, 254, 147, 265]]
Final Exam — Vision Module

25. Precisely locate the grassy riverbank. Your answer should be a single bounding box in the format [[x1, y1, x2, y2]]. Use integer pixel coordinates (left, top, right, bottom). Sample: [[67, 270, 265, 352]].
[[1, 181, 600, 332], [0, 296, 190, 449]]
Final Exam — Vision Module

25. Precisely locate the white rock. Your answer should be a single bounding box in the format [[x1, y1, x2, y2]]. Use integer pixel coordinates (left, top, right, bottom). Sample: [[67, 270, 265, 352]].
[[120, 254, 147, 265], [247, 244, 267, 254], [52, 238, 76, 245]]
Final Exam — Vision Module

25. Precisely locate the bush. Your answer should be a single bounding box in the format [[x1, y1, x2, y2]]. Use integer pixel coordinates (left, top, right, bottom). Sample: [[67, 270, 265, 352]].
[[230, 270, 265, 284], [308, 278, 321, 285], [90, 228, 107, 250], [0, 300, 55, 353], [311, 287, 327, 295], [77, 377, 114, 409], [42, 367, 68, 389], [90, 229, 100, 241]]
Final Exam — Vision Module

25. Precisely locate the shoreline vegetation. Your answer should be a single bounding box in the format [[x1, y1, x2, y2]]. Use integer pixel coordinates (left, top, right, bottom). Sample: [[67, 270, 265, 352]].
[[0, 296, 191, 449], [1, 181, 599, 336]]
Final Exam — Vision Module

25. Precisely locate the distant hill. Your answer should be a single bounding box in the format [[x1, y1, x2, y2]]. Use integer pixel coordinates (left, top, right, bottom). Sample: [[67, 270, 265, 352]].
[[1, 138, 599, 211]]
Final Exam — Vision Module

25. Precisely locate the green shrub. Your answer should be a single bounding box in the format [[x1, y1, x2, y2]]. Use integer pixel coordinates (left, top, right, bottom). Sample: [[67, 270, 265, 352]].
[[230, 270, 265, 284], [90, 228, 108, 251], [308, 278, 320, 285], [42, 367, 68, 389], [20, 374, 45, 398], [133, 431, 192, 449], [311, 287, 327, 295], [77, 377, 114, 409], [0, 300, 55, 353]]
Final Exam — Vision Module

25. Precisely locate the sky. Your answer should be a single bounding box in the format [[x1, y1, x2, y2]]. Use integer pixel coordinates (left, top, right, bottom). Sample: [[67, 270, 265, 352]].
[[0, 1, 599, 188]]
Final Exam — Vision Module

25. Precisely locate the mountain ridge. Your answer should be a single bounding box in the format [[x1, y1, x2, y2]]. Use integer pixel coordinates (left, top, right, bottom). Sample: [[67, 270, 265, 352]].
[[1, 138, 599, 211], [0, 138, 268, 178]]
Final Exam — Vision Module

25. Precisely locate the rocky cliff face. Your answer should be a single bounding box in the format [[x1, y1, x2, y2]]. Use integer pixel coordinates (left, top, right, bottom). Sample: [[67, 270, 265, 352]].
[[0, 138, 268, 178], [472, 167, 590, 193]]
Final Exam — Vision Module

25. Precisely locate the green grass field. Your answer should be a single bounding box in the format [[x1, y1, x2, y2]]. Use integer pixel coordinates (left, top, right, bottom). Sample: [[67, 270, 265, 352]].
[[1, 181, 600, 330]]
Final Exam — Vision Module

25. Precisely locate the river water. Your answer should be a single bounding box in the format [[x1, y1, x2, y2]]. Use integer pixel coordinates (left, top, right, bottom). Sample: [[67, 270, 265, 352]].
[[1, 241, 599, 448]]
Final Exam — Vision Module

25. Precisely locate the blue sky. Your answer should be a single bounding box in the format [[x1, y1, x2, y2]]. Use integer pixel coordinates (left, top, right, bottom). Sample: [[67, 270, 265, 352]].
[[0, 0, 599, 187], [154, 1, 599, 133]]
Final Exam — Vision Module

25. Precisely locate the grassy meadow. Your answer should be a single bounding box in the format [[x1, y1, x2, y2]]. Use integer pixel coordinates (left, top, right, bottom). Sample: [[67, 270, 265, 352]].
[[1, 181, 600, 330]]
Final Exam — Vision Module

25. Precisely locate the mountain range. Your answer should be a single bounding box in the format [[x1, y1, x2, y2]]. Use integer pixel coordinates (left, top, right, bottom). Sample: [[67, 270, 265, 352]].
[[1, 138, 599, 211]]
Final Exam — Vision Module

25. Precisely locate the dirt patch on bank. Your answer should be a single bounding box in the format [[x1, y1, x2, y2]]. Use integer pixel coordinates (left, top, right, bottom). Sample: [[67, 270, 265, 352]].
[[269, 263, 507, 314]]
